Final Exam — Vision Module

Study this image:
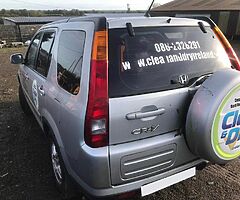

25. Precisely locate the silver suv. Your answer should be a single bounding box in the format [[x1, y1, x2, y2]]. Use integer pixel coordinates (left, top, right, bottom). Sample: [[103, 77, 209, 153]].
[[11, 16, 240, 199]]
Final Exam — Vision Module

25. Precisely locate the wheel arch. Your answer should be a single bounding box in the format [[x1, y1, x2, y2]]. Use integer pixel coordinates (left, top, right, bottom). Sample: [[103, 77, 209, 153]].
[[41, 110, 63, 148], [40, 110, 79, 182]]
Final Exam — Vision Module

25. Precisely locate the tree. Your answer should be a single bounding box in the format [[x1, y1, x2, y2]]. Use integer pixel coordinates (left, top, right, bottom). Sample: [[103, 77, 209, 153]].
[[0, 9, 85, 17]]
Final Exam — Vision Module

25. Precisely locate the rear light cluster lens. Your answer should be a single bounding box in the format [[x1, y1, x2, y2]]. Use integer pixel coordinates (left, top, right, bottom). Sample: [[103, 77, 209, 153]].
[[85, 31, 109, 148], [213, 26, 240, 70]]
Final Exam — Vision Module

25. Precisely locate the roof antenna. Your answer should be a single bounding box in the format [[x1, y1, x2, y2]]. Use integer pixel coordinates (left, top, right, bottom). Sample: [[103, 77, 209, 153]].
[[167, 18, 171, 23], [145, 0, 155, 17]]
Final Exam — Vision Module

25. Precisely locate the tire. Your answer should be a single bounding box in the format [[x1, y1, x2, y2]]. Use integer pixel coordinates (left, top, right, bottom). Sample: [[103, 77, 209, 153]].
[[18, 84, 32, 116], [186, 69, 240, 164], [49, 135, 77, 199]]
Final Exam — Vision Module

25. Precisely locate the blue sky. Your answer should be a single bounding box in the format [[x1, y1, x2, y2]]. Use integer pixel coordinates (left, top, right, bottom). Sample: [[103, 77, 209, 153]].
[[0, 0, 173, 10]]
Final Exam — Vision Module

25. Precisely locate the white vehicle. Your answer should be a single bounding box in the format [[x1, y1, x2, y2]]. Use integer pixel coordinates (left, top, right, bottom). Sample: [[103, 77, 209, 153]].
[[0, 40, 6, 48]]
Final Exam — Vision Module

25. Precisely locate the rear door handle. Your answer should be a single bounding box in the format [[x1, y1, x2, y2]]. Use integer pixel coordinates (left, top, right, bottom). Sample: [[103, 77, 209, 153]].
[[38, 85, 45, 96], [126, 108, 166, 120], [54, 98, 61, 103]]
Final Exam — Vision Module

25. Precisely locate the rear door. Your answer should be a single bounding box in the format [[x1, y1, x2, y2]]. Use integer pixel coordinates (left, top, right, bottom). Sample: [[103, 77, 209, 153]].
[[55, 22, 94, 160], [108, 25, 231, 145], [25, 30, 56, 118]]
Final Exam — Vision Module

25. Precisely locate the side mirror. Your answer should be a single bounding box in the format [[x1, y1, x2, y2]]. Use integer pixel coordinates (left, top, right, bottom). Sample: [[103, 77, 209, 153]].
[[10, 53, 24, 64]]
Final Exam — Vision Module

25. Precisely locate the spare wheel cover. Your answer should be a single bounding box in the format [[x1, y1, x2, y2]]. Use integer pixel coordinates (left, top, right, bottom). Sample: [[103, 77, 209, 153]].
[[186, 69, 240, 164]]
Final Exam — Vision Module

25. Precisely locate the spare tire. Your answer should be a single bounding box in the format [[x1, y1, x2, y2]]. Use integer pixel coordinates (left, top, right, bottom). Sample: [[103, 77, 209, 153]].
[[186, 69, 240, 164]]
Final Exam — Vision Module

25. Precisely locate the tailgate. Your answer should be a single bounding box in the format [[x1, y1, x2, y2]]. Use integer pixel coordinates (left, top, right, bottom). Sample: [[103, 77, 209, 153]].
[[109, 88, 189, 145], [108, 24, 230, 145]]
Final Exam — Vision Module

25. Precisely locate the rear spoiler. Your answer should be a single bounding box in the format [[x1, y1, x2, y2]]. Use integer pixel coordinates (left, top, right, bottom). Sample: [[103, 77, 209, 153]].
[[180, 16, 216, 28], [182, 16, 240, 70]]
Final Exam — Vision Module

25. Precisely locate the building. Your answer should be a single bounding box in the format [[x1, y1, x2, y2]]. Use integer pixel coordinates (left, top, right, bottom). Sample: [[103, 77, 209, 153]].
[[1, 13, 144, 42], [2, 16, 70, 26], [150, 0, 240, 39], [2, 16, 70, 42]]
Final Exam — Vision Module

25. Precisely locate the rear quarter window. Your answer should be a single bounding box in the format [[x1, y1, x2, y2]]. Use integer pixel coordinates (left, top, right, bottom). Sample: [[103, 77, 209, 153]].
[[108, 26, 231, 98], [57, 30, 85, 95]]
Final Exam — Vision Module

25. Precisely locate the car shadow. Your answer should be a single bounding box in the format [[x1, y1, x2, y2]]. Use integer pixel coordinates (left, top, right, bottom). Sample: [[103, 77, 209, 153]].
[[0, 100, 65, 199]]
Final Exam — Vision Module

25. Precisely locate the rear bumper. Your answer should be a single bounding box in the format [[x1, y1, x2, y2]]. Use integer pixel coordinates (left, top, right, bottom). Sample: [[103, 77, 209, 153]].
[[76, 158, 205, 198], [109, 131, 197, 185], [67, 131, 206, 198]]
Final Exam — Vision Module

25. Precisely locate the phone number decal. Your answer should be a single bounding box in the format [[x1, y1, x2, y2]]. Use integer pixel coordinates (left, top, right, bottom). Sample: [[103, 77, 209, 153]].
[[154, 41, 201, 52]]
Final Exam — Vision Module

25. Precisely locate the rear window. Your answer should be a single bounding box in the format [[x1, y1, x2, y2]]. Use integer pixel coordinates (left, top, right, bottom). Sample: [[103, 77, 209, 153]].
[[108, 26, 231, 98]]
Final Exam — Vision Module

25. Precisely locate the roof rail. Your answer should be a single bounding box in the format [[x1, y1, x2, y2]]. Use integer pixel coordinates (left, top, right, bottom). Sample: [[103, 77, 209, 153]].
[[42, 16, 107, 31], [68, 16, 107, 31], [43, 18, 70, 27]]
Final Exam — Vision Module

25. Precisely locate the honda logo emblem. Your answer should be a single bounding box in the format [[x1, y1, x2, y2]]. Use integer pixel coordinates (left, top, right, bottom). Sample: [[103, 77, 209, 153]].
[[178, 74, 189, 85]]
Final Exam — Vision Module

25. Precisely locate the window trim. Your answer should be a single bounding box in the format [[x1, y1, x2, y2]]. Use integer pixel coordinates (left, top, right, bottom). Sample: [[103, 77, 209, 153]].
[[24, 31, 43, 69], [35, 30, 56, 78]]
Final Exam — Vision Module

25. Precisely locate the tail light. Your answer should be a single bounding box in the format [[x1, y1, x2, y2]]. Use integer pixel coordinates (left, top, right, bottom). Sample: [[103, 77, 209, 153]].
[[213, 26, 240, 70], [85, 30, 109, 148]]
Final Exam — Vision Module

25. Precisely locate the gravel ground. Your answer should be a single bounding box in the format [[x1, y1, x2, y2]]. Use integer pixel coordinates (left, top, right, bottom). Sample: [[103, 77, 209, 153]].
[[0, 45, 240, 200]]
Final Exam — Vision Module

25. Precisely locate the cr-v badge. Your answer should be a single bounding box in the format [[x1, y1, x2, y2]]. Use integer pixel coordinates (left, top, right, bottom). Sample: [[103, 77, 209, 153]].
[[178, 74, 189, 85], [131, 124, 160, 135]]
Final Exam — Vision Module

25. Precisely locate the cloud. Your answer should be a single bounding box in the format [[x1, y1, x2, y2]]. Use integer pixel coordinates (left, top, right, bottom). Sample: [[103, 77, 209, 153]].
[[0, 0, 152, 10], [0, 0, 173, 10]]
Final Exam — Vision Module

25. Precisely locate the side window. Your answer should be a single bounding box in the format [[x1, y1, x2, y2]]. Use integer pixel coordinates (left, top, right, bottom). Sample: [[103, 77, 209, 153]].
[[25, 32, 42, 68], [57, 31, 85, 95], [36, 31, 55, 77]]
